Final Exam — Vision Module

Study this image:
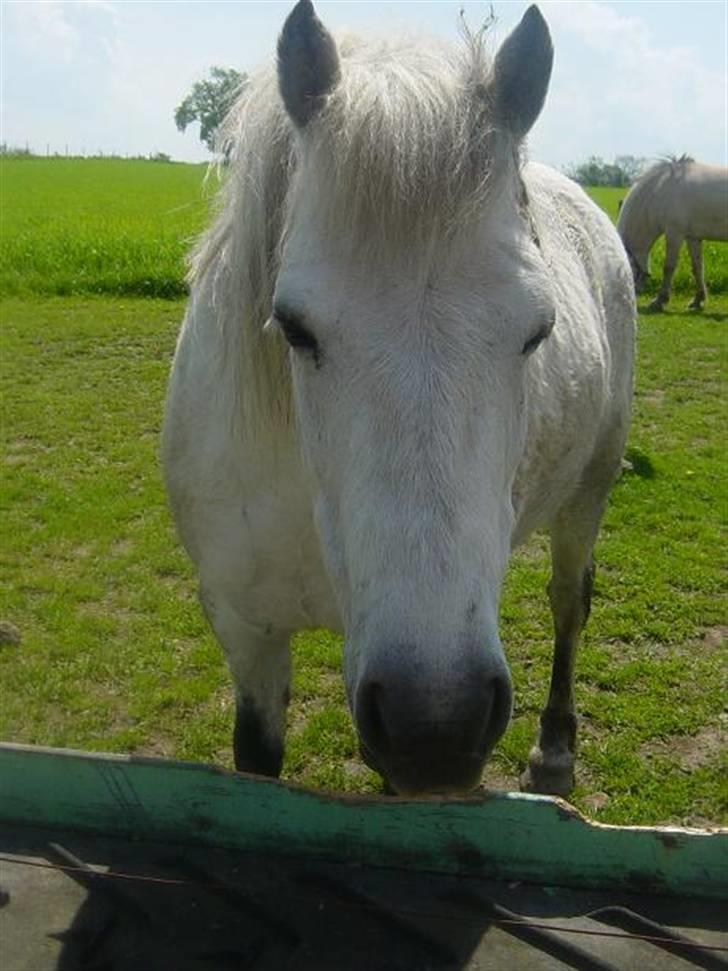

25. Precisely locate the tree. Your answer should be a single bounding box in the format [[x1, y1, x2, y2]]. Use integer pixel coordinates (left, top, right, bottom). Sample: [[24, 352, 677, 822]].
[[614, 155, 647, 184], [567, 155, 647, 188], [175, 67, 247, 153]]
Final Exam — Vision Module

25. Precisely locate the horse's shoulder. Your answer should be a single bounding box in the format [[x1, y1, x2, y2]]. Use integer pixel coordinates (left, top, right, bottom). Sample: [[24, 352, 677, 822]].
[[523, 163, 617, 256], [524, 163, 602, 220]]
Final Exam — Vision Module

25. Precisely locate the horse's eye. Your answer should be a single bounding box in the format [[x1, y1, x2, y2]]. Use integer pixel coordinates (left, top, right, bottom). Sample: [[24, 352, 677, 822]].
[[273, 308, 320, 359], [522, 325, 550, 356], [522, 312, 555, 356]]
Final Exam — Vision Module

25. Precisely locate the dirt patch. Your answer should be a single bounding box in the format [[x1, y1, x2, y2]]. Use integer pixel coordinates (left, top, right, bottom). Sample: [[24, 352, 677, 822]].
[[138, 731, 230, 766], [640, 724, 726, 772], [701, 626, 727, 650], [510, 534, 550, 564], [6, 437, 51, 454], [582, 791, 610, 813], [136, 736, 179, 760], [638, 389, 666, 407], [3, 452, 30, 466], [599, 625, 727, 661], [0, 621, 22, 646], [77, 599, 138, 625], [155, 573, 195, 597], [343, 759, 373, 783], [479, 767, 519, 793], [111, 539, 134, 557]]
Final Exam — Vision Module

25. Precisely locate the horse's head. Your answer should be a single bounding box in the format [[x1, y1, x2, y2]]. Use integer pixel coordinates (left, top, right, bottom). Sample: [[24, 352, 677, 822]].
[[616, 194, 652, 293], [626, 247, 651, 293], [273, 1, 554, 794]]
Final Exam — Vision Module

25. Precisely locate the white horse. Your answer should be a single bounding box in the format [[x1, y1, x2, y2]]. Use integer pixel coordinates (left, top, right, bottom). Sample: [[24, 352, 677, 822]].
[[617, 156, 728, 311], [163, 1, 635, 797]]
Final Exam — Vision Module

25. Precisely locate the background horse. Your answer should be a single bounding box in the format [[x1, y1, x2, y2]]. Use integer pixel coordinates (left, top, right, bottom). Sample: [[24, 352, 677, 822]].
[[163, 1, 635, 797], [617, 156, 728, 311]]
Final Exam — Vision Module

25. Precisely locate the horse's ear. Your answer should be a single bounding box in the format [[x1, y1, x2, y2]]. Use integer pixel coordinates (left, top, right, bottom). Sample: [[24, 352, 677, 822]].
[[278, 0, 341, 127], [492, 5, 553, 138]]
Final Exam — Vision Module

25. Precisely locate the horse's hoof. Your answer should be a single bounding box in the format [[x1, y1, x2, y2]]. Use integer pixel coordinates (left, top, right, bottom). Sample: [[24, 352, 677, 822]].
[[687, 302, 703, 312], [645, 300, 664, 313], [520, 747, 575, 797]]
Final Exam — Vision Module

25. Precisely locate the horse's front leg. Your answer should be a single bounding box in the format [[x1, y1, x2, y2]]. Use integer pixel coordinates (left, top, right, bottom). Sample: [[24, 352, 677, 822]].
[[200, 587, 291, 776], [648, 232, 682, 311], [521, 499, 605, 797], [686, 238, 706, 310]]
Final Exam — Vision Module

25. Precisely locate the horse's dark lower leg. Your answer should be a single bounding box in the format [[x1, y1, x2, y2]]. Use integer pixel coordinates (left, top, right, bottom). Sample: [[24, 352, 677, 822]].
[[521, 561, 594, 795], [519, 425, 630, 799], [686, 238, 706, 309], [522, 419, 629, 797], [199, 585, 291, 777], [234, 695, 285, 775]]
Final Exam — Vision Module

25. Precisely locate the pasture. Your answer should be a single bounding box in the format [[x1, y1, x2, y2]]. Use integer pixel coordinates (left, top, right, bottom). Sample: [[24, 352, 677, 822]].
[[1, 158, 726, 301], [1, 159, 726, 826], [0, 158, 208, 298]]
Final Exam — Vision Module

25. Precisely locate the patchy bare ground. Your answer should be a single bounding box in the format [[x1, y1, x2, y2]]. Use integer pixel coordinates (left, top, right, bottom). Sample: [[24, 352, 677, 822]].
[[640, 724, 726, 773], [701, 626, 727, 650], [0, 621, 21, 646]]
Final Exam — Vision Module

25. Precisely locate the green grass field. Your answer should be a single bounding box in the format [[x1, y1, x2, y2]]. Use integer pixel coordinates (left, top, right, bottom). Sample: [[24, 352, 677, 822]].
[[0, 158, 209, 298], [1, 160, 726, 826], [2, 159, 726, 301]]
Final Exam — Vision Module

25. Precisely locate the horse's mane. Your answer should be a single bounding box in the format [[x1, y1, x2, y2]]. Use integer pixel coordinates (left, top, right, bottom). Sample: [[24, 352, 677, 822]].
[[616, 154, 695, 248], [637, 154, 695, 187], [188, 29, 521, 436]]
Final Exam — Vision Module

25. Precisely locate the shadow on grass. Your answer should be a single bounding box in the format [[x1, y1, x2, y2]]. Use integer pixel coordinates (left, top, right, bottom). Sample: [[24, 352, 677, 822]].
[[622, 447, 656, 480], [1, 277, 189, 301], [637, 301, 727, 323]]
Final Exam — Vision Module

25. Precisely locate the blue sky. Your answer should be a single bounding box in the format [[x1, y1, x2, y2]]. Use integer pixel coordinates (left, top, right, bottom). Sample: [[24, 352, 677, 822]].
[[2, 1, 726, 170]]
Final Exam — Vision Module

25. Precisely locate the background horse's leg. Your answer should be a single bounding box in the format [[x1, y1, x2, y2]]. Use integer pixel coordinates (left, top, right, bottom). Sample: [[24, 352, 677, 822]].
[[686, 238, 706, 309], [648, 231, 682, 311], [200, 587, 291, 776]]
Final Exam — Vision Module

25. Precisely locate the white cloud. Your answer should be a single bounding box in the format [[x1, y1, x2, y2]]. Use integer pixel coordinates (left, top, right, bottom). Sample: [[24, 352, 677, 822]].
[[536, 0, 726, 164], [6, 1, 79, 64], [5, 0, 117, 65]]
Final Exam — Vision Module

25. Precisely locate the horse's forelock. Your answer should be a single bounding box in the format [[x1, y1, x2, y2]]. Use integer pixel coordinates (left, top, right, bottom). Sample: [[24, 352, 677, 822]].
[[287, 34, 521, 251]]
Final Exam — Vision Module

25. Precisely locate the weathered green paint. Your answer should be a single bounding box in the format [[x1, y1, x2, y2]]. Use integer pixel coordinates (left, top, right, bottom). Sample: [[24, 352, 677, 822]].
[[1, 743, 725, 898]]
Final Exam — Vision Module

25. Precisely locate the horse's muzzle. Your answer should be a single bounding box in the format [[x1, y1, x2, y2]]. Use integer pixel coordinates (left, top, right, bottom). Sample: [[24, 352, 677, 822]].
[[354, 647, 512, 796]]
